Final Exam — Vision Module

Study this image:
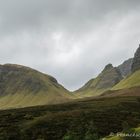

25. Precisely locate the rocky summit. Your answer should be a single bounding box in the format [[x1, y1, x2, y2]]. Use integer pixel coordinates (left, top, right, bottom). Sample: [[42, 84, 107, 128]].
[[132, 45, 140, 73]]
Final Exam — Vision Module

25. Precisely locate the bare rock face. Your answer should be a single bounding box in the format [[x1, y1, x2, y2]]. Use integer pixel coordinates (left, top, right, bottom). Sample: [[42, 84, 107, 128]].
[[118, 58, 133, 77], [132, 45, 140, 73]]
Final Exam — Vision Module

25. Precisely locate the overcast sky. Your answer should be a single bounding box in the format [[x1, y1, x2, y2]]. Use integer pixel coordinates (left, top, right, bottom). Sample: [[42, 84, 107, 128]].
[[0, 0, 140, 91]]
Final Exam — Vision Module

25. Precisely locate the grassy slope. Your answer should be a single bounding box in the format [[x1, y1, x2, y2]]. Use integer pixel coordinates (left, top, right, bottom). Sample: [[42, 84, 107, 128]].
[[0, 64, 73, 109], [75, 76, 109, 98], [112, 70, 140, 90], [101, 86, 140, 97]]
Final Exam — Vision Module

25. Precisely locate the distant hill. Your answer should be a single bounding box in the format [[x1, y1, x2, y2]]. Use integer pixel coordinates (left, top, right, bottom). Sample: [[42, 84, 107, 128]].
[[75, 64, 123, 97], [118, 58, 133, 77], [0, 64, 73, 109]]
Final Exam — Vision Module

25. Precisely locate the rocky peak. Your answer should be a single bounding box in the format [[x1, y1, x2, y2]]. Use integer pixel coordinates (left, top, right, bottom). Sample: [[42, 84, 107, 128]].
[[131, 45, 140, 73], [103, 64, 113, 71]]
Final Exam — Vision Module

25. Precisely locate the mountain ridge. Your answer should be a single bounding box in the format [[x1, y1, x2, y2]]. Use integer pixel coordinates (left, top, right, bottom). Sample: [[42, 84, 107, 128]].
[[75, 44, 140, 98], [0, 45, 140, 108]]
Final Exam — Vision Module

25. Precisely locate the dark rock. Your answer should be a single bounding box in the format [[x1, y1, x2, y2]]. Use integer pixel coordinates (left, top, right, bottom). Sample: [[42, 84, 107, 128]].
[[103, 64, 113, 72], [118, 58, 133, 77], [132, 45, 140, 73]]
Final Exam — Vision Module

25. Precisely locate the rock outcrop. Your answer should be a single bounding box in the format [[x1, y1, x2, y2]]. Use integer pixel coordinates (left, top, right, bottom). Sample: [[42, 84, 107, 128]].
[[132, 45, 140, 73], [118, 58, 133, 77]]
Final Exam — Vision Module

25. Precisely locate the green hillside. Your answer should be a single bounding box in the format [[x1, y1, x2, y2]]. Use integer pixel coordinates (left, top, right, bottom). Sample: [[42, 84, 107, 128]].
[[112, 70, 140, 90], [75, 64, 123, 97], [0, 64, 73, 109]]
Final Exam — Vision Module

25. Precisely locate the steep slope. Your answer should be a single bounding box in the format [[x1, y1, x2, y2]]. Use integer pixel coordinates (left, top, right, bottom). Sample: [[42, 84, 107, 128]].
[[113, 45, 140, 91], [0, 64, 73, 109], [112, 70, 140, 90], [75, 64, 123, 97], [131, 45, 140, 73], [118, 58, 133, 77]]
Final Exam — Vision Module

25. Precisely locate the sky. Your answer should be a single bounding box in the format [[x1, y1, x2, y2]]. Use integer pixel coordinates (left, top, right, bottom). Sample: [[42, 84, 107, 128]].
[[0, 0, 140, 91]]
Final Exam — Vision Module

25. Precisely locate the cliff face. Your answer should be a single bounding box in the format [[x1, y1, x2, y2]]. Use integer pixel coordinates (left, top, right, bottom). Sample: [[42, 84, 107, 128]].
[[132, 45, 140, 73], [118, 58, 133, 77]]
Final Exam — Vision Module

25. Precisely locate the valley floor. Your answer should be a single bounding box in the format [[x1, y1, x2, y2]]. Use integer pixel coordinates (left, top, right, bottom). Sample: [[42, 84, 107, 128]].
[[0, 94, 140, 140]]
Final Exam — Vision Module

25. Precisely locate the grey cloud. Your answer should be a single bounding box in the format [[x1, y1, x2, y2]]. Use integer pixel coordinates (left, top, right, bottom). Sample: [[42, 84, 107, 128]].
[[0, 0, 140, 90], [0, 0, 139, 35]]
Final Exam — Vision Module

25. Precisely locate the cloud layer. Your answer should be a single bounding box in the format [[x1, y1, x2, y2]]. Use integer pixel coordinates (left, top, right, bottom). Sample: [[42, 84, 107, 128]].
[[0, 0, 140, 90]]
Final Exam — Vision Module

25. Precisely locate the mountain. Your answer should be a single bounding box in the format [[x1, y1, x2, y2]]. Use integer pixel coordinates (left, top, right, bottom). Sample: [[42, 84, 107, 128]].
[[100, 45, 140, 98], [75, 64, 123, 97], [118, 58, 133, 77], [131, 45, 140, 73], [112, 45, 140, 91], [0, 64, 73, 109]]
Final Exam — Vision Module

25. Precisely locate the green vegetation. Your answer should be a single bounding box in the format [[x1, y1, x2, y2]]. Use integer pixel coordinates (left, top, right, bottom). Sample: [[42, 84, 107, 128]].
[[0, 96, 140, 139], [104, 136, 123, 140], [103, 125, 140, 140], [112, 70, 140, 90]]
